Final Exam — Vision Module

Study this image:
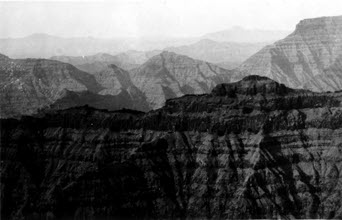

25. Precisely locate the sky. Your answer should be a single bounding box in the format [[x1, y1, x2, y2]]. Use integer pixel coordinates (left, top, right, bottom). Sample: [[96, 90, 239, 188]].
[[1, 0, 342, 39]]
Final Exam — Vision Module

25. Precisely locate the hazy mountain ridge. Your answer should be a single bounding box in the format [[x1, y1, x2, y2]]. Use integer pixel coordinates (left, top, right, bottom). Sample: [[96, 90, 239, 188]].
[[53, 50, 236, 110], [238, 16, 342, 91], [165, 39, 268, 69], [113, 50, 163, 65], [129, 51, 235, 109], [51, 53, 138, 72], [0, 34, 194, 59], [203, 26, 290, 42], [1, 50, 236, 117], [0, 54, 150, 118], [0, 26, 289, 59], [0, 34, 127, 58]]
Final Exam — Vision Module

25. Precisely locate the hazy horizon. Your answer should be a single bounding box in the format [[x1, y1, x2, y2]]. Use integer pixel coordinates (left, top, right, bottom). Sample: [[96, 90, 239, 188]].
[[1, 0, 342, 39], [0, 26, 290, 40]]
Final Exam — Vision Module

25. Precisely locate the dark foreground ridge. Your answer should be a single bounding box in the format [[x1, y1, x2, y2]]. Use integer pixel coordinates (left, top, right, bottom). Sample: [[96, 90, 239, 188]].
[[1, 76, 342, 219]]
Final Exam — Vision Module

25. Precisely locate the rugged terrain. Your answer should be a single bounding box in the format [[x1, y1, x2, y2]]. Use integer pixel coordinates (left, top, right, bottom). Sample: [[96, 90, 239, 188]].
[[238, 16, 342, 92], [0, 54, 149, 118], [0, 51, 236, 117], [130, 51, 235, 109], [1, 76, 342, 219]]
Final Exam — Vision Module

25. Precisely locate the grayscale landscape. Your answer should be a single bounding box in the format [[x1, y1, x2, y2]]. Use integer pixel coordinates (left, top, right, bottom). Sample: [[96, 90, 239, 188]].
[[1, 0, 342, 219]]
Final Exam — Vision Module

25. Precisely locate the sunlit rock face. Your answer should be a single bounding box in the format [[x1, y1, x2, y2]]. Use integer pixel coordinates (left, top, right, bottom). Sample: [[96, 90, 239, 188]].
[[238, 16, 342, 92], [1, 76, 342, 219]]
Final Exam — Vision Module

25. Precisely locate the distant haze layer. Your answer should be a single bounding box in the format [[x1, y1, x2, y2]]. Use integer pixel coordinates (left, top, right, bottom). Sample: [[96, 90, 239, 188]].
[[0, 27, 288, 59], [1, 0, 342, 39]]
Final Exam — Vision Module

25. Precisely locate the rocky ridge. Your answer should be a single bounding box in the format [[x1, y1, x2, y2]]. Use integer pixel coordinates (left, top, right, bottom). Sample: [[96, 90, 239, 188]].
[[238, 16, 342, 92], [1, 76, 342, 219], [130, 51, 235, 109], [0, 54, 102, 118], [0, 55, 149, 118]]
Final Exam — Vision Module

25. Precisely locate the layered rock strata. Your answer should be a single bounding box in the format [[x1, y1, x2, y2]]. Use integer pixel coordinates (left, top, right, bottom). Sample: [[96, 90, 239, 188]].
[[238, 16, 342, 92], [1, 76, 342, 219], [130, 51, 234, 109]]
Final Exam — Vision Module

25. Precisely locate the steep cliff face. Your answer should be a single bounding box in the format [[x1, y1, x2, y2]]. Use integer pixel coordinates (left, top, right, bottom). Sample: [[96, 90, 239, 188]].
[[238, 16, 342, 92], [2, 76, 342, 219], [130, 51, 234, 109]]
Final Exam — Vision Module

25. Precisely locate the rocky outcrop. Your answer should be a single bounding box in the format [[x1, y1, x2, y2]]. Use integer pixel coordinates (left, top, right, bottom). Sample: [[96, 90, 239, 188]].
[[130, 51, 234, 109], [238, 16, 342, 92], [1, 76, 342, 219]]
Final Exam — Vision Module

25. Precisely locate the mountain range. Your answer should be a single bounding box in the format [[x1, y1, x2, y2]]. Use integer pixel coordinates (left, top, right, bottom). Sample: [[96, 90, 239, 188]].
[[51, 51, 161, 72], [0, 27, 288, 59], [165, 39, 268, 69], [0, 51, 236, 117], [2, 16, 342, 118], [0, 54, 150, 118], [52, 39, 268, 72], [1, 14, 342, 220]]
